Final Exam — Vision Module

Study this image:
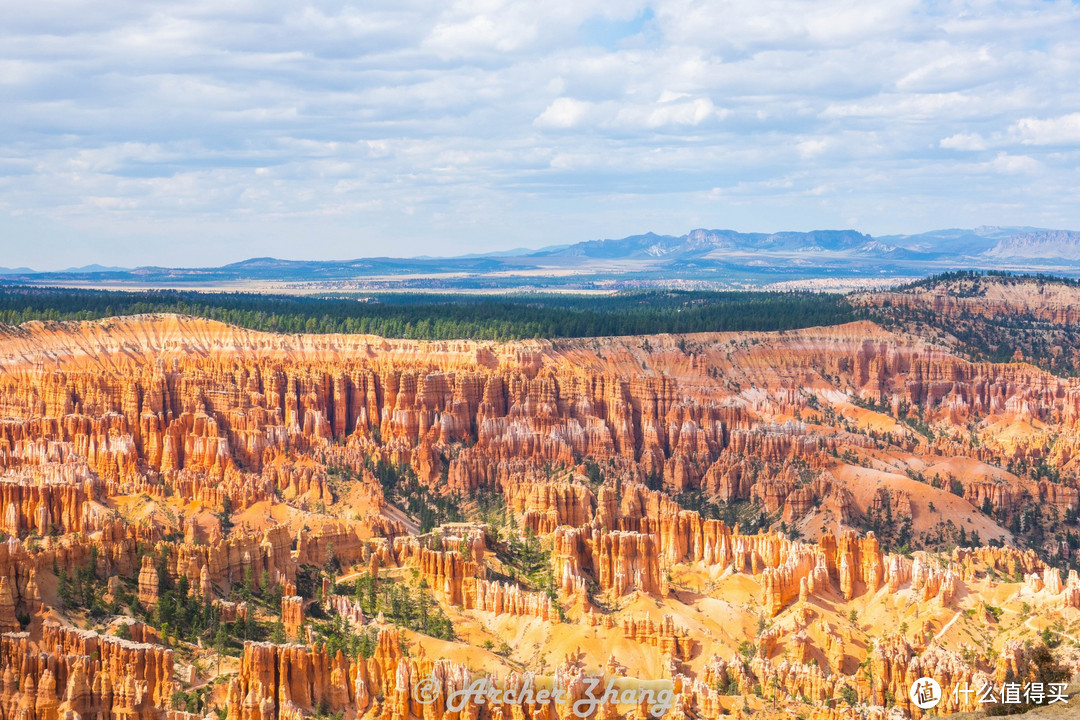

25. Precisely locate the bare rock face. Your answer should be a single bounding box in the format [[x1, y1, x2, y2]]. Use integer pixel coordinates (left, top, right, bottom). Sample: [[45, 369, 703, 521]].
[[199, 564, 213, 600], [323, 594, 364, 629], [464, 578, 556, 621], [261, 456, 332, 506], [295, 519, 390, 571], [224, 627, 481, 720], [0, 314, 1078, 720], [0, 314, 1073, 536], [867, 636, 988, 716], [817, 531, 884, 600], [550, 524, 664, 597], [618, 614, 693, 660], [964, 481, 1019, 516], [504, 477, 596, 534], [859, 272, 1080, 323], [281, 596, 304, 639], [394, 540, 475, 606], [0, 475, 103, 537], [138, 555, 159, 608], [0, 577, 18, 632], [594, 529, 662, 596], [0, 622, 173, 720], [760, 545, 822, 617], [225, 642, 340, 720]]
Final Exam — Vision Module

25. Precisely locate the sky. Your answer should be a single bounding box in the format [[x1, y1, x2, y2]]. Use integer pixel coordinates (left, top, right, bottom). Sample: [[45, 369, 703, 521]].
[[2, 0, 1079, 269]]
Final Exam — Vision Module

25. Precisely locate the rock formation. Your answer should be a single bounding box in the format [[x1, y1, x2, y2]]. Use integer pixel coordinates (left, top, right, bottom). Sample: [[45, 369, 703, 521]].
[[0, 311, 1076, 720], [281, 595, 304, 639]]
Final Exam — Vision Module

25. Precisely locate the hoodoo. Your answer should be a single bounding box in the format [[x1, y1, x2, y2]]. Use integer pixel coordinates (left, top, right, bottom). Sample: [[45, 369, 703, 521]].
[[0, 297, 1077, 720]]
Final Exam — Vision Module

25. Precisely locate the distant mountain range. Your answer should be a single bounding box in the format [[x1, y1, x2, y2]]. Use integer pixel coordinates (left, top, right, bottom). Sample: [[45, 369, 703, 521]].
[[4, 226, 1079, 290], [528, 226, 1080, 263]]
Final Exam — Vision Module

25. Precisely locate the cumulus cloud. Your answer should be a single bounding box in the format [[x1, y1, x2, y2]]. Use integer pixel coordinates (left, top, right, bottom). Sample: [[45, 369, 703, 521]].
[[940, 133, 987, 151], [1, 0, 1079, 267], [1014, 113, 1080, 145], [636, 97, 726, 129], [797, 139, 831, 159], [988, 152, 1041, 174], [535, 97, 593, 128]]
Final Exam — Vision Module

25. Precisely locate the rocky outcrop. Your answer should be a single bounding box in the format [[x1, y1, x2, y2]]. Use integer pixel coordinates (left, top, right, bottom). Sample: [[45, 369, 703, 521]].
[[295, 519, 401, 570], [323, 594, 364, 629], [867, 636, 988, 716], [138, 555, 159, 607], [223, 627, 478, 720], [2, 313, 1080, 720], [618, 614, 693, 660], [281, 596, 304, 639], [503, 477, 596, 535], [224, 642, 352, 720], [170, 525, 295, 592], [551, 525, 662, 596], [0, 622, 173, 720], [394, 541, 477, 606], [0, 314, 1074, 551], [820, 531, 884, 600], [858, 277, 1080, 325], [594, 530, 663, 595], [0, 474, 104, 537], [464, 578, 556, 621], [0, 578, 18, 632], [761, 545, 828, 617], [954, 545, 1043, 579]]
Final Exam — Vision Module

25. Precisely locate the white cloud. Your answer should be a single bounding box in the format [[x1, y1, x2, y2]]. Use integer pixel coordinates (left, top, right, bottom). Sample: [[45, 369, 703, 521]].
[[940, 133, 987, 151], [797, 139, 830, 159], [1014, 113, 1080, 145], [616, 97, 727, 129], [1, 0, 1079, 267], [894, 45, 1011, 94], [988, 152, 1041, 174], [649, 98, 724, 127], [657, 0, 924, 51], [534, 97, 593, 128]]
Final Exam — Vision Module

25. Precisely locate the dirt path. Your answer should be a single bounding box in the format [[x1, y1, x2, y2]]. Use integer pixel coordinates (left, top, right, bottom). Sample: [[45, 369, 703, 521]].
[[933, 611, 963, 643]]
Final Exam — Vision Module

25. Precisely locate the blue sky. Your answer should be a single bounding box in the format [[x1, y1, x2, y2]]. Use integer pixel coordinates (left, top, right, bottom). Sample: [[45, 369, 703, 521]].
[[1, 0, 1079, 268]]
